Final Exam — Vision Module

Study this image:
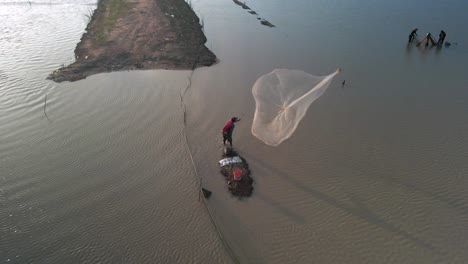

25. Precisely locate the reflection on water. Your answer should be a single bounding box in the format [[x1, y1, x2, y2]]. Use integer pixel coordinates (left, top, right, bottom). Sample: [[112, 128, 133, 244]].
[[1, 0, 468, 263], [0, 1, 232, 263]]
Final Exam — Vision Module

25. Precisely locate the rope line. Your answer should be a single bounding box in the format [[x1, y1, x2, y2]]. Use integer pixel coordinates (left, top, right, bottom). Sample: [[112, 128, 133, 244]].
[[179, 50, 241, 264], [43, 94, 51, 122]]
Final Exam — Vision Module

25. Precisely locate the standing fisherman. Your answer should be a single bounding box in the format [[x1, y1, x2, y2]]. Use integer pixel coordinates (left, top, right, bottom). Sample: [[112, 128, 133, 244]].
[[222, 117, 241, 147], [437, 30, 446, 46], [408, 28, 418, 43]]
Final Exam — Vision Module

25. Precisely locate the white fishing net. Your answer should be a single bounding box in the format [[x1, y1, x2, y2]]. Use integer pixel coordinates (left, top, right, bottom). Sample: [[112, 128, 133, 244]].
[[252, 69, 340, 146]]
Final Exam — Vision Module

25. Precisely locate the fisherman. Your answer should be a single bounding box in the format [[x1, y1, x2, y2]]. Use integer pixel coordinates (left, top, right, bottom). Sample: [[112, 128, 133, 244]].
[[417, 32, 436, 47], [408, 28, 418, 43], [437, 30, 446, 46], [222, 117, 241, 147]]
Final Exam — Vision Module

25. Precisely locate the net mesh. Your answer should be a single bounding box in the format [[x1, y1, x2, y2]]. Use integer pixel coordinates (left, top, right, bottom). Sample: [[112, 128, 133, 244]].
[[252, 69, 340, 146]]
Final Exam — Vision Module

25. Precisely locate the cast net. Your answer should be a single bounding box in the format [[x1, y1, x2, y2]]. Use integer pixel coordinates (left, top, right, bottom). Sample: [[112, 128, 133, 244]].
[[252, 69, 340, 146]]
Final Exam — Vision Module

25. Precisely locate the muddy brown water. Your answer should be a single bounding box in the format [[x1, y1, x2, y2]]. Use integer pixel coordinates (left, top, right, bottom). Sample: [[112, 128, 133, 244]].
[[1, 0, 468, 263]]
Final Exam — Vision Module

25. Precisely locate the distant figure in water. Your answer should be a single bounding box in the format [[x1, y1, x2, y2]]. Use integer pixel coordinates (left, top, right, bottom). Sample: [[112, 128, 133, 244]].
[[408, 28, 418, 43], [341, 80, 346, 88], [437, 30, 446, 46], [417, 32, 436, 47], [222, 117, 241, 147]]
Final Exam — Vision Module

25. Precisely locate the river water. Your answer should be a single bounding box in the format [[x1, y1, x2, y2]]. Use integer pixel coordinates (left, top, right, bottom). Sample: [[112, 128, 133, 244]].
[[1, 0, 468, 263]]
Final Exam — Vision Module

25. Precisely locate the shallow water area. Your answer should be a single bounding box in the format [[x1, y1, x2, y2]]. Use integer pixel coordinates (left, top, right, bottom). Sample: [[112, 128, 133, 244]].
[[1, 0, 468, 263], [0, 1, 232, 263], [184, 0, 468, 263]]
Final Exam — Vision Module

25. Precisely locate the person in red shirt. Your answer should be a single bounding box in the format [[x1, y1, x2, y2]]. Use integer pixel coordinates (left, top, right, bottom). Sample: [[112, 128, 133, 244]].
[[222, 117, 241, 147]]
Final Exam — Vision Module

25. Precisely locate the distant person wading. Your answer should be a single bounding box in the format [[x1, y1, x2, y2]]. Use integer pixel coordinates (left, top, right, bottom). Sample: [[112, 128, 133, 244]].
[[222, 117, 241, 147], [408, 28, 418, 43], [408, 28, 450, 48], [437, 30, 446, 46], [418, 32, 435, 46]]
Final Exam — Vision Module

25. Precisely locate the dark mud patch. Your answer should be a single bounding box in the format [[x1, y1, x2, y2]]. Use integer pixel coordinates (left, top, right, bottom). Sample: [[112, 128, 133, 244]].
[[260, 19, 275, 27], [219, 147, 254, 198], [233, 0, 251, 10], [231, 0, 275, 28]]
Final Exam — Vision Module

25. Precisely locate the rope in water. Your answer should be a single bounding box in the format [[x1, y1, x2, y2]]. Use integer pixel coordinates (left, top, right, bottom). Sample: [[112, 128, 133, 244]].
[[179, 54, 241, 264], [43, 94, 51, 122]]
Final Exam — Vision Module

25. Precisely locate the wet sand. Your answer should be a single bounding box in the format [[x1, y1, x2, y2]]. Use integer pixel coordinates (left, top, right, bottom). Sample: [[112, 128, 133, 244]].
[[48, 0, 216, 82]]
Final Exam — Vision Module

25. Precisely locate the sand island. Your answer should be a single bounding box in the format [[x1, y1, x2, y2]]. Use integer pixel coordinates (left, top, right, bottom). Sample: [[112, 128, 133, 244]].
[[48, 0, 216, 82]]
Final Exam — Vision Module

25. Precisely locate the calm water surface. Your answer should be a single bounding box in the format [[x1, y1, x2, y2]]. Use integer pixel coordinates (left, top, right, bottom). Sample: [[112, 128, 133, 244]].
[[187, 0, 468, 263], [1, 0, 468, 263], [0, 1, 232, 263]]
